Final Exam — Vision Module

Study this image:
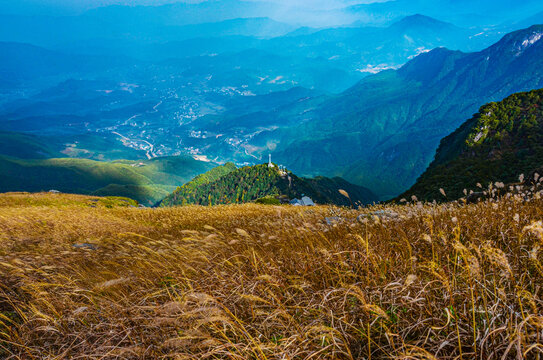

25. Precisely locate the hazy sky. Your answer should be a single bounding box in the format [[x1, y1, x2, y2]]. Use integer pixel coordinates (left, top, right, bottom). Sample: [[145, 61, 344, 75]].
[[0, 0, 384, 15], [0, 0, 186, 15]]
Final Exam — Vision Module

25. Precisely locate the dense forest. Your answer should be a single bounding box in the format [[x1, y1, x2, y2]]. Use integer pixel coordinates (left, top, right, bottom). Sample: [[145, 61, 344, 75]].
[[160, 164, 377, 206]]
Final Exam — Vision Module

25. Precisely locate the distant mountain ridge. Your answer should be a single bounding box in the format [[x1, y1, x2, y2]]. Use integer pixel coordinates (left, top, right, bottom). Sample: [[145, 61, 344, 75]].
[[389, 14, 457, 31], [0, 42, 127, 86], [160, 163, 378, 207], [401, 88, 543, 201], [0, 12, 502, 99], [261, 25, 543, 199], [347, 0, 543, 27]]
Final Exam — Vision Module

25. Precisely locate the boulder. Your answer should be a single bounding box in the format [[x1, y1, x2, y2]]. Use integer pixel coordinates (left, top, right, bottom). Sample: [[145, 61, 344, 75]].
[[72, 243, 98, 250]]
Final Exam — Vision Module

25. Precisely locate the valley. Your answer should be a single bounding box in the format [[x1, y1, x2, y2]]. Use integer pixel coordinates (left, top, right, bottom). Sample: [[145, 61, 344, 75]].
[[2, 8, 543, 202], [2, 7, 535, 173]]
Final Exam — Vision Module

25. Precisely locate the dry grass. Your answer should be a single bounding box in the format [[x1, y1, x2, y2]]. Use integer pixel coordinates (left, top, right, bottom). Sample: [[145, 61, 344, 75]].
[[0, 191, 542, 359]]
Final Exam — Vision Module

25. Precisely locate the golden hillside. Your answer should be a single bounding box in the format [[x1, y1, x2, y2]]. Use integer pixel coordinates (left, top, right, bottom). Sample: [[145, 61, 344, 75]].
[[0, 191, 542, 359]]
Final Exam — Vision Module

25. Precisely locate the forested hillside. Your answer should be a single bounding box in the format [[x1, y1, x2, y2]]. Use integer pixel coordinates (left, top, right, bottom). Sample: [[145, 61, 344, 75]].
[[402, 89, 543, 200], [160, 164, 377, 206]]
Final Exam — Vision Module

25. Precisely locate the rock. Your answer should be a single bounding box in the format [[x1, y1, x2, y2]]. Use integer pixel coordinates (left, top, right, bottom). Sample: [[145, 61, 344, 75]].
[[72, 243, 98, 250], [373, 210, 399, 218], [325, 217, 342, 225], [290, 199, 303, 206], [290, 196, 315, 206], [357, 214, 369, 222], [358, 210, 399, 222], [48, 190, 61, 194]]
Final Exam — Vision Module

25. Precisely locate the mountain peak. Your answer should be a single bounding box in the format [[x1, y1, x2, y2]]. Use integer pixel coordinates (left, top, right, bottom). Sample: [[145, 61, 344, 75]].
[[512, 27, 543, 55], [403, 14, 440, 22], [398, 46, 463, 83], [390, 14, 454, 30], [489, 24, 543, 56]]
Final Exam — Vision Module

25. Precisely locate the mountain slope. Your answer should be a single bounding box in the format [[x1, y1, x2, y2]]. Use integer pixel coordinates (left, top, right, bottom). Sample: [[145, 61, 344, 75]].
[[0, 156, 214, 205], [266, 25, 543, 199], [400, 89, 543, 201], [160, 164, 378, 207], [173, 162, 238, 191], [0, 131, 60, 159], [0, 42, 127, 87]]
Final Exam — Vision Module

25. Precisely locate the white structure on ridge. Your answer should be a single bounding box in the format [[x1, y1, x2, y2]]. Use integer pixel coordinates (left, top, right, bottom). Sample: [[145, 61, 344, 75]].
[[268, 154, 275, 168], [269, 154, 288, 177]]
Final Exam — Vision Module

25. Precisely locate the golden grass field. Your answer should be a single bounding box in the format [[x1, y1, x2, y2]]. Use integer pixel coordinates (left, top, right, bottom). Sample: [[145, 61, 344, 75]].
[[0, 191, 542, 359]]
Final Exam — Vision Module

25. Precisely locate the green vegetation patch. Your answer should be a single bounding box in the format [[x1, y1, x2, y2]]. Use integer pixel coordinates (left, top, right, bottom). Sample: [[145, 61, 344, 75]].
[[402, 89, 543, 201], [255, 196, 282, 205], [161, 163, 377, 207]]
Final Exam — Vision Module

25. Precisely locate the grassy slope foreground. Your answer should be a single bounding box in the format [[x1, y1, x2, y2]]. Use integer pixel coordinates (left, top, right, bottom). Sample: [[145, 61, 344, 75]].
[[161, 163, 378, 207], [0, 191, 542, 358], [403, 89, 543, 201], [0, 155, 214, 205]]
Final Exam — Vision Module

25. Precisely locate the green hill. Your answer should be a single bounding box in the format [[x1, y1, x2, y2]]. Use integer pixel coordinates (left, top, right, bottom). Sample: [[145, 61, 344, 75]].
[[401, 89, 543, 201], [0, 131, 60, 159], [0, 156, 214, 205], [178, 162, 238, 190], [160, 163, 378, 207]]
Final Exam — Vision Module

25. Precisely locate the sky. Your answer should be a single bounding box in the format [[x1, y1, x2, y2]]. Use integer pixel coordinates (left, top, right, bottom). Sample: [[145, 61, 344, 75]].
[[0, 0, 384, 15], [0, 0, 185, 15]]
